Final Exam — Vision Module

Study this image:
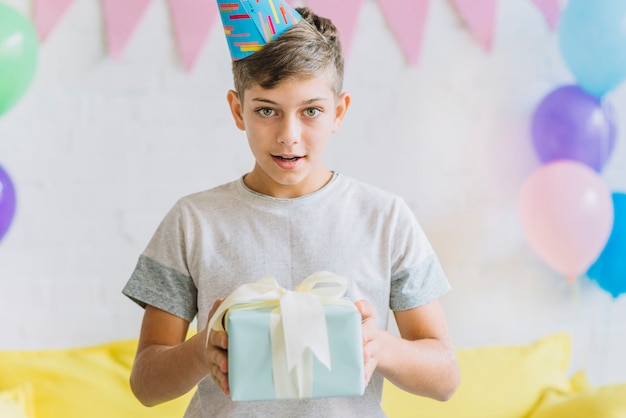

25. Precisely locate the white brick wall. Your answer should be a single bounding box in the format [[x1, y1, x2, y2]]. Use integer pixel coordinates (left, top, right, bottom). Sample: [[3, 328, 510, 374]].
[[0, 0, 624, 385]]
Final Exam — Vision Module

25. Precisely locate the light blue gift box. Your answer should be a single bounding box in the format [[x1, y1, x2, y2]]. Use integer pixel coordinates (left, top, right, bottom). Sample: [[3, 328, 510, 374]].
[[226, 302, 365, 401]]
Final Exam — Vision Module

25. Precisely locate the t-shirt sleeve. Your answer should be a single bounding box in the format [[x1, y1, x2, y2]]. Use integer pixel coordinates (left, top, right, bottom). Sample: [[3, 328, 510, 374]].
[[389, 199, 451, 311], [122, 202, 198, 322]]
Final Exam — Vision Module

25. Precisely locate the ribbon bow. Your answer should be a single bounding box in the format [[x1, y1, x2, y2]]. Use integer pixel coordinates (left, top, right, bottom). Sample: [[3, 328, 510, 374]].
[[206, 271, 350, 398]]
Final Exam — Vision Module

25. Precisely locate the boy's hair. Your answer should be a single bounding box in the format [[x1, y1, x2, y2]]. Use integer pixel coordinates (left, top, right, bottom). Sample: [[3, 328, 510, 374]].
[[232, 7, 344, 99]]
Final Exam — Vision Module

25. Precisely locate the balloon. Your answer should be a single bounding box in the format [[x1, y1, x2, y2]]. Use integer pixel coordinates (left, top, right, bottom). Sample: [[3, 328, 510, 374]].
[[0, 3, 39, 116], [519, 161, 614, 281], [531, 85, 617, 172], [0, 165, 16, 242], [587, 192, 626, 298], [558, 0, 626, 97]]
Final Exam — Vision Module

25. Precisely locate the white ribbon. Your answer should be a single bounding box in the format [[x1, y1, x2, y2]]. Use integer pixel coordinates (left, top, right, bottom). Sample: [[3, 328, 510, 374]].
[[206, 271, 350, 398]]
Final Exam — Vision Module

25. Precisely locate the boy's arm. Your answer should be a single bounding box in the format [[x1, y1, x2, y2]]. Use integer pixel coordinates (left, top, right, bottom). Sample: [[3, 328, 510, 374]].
[[129, 302, 229, 406], [356, 300, 460, 401]]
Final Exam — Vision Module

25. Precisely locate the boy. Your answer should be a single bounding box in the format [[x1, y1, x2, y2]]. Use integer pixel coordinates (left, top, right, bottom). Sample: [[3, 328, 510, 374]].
[[122, 2, 459, 417]]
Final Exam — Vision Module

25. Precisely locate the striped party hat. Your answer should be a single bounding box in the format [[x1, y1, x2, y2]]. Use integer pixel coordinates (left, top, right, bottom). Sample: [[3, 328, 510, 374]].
[[217, 0, 302, 60]]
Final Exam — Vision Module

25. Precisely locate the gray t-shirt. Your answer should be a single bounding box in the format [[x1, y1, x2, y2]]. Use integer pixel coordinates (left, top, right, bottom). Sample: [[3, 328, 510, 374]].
[[123, 172, 450, 418]]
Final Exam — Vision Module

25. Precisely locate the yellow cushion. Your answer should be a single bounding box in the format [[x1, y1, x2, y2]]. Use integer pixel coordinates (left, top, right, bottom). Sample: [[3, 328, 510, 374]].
[[529, 377, 626, 418], [0, 340, 192, 418], [0, 383, 34, 418], [382, 333, 572, 418]]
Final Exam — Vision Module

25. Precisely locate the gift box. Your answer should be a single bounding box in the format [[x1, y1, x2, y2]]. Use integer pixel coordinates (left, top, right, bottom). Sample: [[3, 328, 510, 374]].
[[207, 272, 366, 401]]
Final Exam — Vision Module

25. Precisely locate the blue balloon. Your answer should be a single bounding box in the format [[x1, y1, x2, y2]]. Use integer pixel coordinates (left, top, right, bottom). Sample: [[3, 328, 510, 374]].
[[558, 0, 626, 97], [587, 192, 626, 298]]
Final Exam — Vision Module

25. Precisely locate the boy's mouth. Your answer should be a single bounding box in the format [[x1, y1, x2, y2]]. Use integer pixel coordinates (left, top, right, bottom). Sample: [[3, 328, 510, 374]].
[[272, 154, 304, 169], [274, 155, 302, 161]]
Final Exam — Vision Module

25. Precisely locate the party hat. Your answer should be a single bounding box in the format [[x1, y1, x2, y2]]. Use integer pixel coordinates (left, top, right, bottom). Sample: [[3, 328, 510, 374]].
[[217, 0, 302, 60]]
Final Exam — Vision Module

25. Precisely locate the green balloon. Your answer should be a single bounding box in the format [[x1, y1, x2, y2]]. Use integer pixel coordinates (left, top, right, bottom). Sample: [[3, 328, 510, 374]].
[[0, 4, 39, 116]]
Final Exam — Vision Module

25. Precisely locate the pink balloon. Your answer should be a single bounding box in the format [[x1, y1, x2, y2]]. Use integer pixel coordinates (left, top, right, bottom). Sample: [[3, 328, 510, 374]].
[[519, 161, 614, 281]]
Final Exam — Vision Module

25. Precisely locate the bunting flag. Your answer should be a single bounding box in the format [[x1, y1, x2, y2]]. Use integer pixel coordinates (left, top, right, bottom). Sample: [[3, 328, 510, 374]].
[[22, 0, 565, 67], [376, 0, 429, 65], [168, 0, 218, 70], [101, 0, 153, 58], [531, 0, 560, 30], [33, 0, 75, 41], [303, 0, 364, 57], [451, 0, 498, 51]]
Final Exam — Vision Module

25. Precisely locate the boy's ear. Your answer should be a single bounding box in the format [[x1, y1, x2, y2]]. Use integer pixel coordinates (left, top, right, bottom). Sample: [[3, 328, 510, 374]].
[[227, 90, 246, 131], [332, 92, 351, 133]]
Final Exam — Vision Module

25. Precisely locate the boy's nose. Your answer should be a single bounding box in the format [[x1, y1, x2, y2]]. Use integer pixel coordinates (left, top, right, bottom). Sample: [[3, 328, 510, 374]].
[[277, 116, 301, 145]]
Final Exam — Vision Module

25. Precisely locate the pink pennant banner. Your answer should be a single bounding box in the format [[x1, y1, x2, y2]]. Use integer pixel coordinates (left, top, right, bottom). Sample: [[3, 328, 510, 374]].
[[376, 0, 429, 65], [30, 0, 550, 67], [168, 0, 218, 70], [451, 0, 498, 51], [101, 0, 152, 59], [33, 0, 75, 41], [303, 0, 364, 57], [531, 0, 560, 30]]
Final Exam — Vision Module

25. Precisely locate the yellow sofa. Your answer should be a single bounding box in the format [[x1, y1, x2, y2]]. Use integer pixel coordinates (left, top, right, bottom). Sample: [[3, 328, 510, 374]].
[[382, 333, 626, 418], [1, 333, 624, 418]]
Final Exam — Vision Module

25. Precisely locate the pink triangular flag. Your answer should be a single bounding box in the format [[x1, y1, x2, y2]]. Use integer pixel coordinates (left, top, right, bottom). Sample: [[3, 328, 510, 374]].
[[33, 0, 75, 41], [531, 0, 560, 30], [101, 0, 152, 58], [376, 0, 429, 65], [303, 0, 364, 57], [168, 0, 218, 71], [451, 0, 497, 51]]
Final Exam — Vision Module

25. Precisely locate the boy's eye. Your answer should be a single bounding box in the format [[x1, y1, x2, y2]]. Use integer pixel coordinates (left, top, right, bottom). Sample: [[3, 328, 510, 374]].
[[257, 108, 275, 117], [304, 108, 320, 117]]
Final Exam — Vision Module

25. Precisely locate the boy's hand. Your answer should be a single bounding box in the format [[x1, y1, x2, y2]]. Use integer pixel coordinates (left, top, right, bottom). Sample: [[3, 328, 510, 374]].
[[205, 299, 230, 396], [354, 299, 380, 386]]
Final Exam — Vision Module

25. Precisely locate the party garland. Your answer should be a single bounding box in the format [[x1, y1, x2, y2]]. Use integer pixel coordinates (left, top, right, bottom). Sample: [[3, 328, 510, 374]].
[[28, 0, 559, 68]]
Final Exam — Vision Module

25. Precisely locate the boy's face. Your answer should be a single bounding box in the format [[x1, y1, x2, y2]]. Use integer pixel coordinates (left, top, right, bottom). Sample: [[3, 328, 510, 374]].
[[227, 74, 350, 198]]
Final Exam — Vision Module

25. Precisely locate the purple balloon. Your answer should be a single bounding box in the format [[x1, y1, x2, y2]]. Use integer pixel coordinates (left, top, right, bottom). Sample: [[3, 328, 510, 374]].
[[0, 164, 16, 242], [531, 85, 617, 172]]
